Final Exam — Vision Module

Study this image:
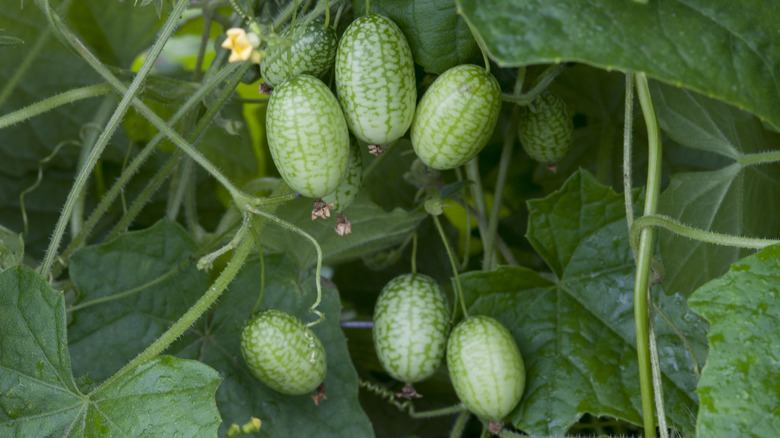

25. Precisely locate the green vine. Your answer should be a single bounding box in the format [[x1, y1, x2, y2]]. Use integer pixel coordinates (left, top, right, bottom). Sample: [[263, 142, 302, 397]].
[[632, 72, 662, 438]]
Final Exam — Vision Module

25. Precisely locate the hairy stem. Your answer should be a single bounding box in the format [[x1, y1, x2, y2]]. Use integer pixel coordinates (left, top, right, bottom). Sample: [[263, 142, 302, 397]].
[[623, 72, 636, 250], [630, 214, 779, 252], [38, 0, 191, 277], [432, 214, 469, 318], [633, 72, 661, 437], [0, 84, 113, 129]]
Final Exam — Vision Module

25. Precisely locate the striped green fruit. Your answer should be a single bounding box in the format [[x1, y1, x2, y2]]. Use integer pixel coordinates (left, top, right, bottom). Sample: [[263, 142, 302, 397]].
[[373, 274, 450, 384], [260, 20, 338, 88], [240, 309, 327, 395], [335, 14, 416, 145], [266, 74, 349, 199], [411, 64, 502, 170], [322, 138, 362, 213], [518, 91, 573, 164], [447, 316, 525, 422]]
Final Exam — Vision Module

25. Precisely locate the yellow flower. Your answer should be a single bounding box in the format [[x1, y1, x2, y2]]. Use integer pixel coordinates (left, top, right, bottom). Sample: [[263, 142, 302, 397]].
[[222, 28, 254, 63]]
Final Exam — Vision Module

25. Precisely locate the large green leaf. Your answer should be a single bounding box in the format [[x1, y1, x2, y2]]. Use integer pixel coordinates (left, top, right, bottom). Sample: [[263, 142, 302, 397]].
[[456, 0, 780, 131], [353, 0, 481, 74], [0, 265, 221, 436], [262, 192, 426, 270], [170, 254, 375, 438], [688, 244, 780, 437], [652, 82, 780, 297], [67, 221, 209, 382], [458, 170, 708, 435]]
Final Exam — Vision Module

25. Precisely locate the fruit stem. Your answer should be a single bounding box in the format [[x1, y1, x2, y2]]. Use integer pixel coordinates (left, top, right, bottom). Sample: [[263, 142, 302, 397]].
[[38, 0, 191, 278], [465, 160, 490, 261], [250, 223, 266, 315], [500, 64, 566, 105], [248, 208, 326, 327], [408, 403, 467, 419], [365, 0, 370, 15], [0, 84, 113, 129], [623, 72, 636, 258], [432, 214, 469, 318], [633, 72, 660, 438], [448, 410, 470, 438], [630, 214, 780, 251], [483, 71, 524, 271], [323, 0, 330, 28]]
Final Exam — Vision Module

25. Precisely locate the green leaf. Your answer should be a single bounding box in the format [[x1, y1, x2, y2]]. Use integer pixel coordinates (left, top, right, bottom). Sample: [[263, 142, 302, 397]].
[[67, 0, 168, 68], [0, 223, 23, 270], [353, 0, 481, 74], [456, 0, 780, 131], [170, 254, 375, 438], [68, 221, 208, 382], [0, 265, 221, 436], [458, 170, 708, 435], [261, 192, 426, 269], [688, 244, 780, 437], [652, 82, 780, 296]]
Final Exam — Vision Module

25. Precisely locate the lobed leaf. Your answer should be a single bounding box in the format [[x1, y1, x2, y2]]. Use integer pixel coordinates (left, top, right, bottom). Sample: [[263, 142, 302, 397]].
[[458, 170, 708, 435], [0, 265, 221, 436], [688, 244, 780, 437], [68, 221, 208, 383]]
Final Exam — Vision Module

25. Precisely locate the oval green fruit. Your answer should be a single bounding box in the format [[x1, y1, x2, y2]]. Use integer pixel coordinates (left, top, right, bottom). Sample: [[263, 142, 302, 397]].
[[322, 137, 362, 213], [266, 74, 349, 198], [411, 64, 502, 170], [517, 91, 573, 164], [240, 309, 327, 395], [447, 315, 525, 422], [335, 14, 416, 145], [260, 20, 338, 88], [373, 274, 450, 384]]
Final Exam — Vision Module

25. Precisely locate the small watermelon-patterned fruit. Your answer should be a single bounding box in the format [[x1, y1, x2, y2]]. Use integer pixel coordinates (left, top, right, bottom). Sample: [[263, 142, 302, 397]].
[[240, 309, 327, 395], [266, 74, 349, 199], [373, 274, 450, 385], [260, 20, 338, 88], [447, 315, 525, 422], [411, 64, 502, 170], [517, 91, 573, 164], [335, 14, 416, 146]]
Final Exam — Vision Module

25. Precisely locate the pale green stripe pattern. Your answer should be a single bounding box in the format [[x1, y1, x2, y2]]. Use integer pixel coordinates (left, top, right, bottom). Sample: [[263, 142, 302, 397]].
[[411, 64, 501, 170], [373, 274, 450, 384], [240, 309, 327, 395], [266, 75, 349, 199], [323, 138, 363, 213], [335, 14, 416, 145], [447, 315, 525, 421], [518, 91, 573, 164], [261, 21, 337, 88]]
